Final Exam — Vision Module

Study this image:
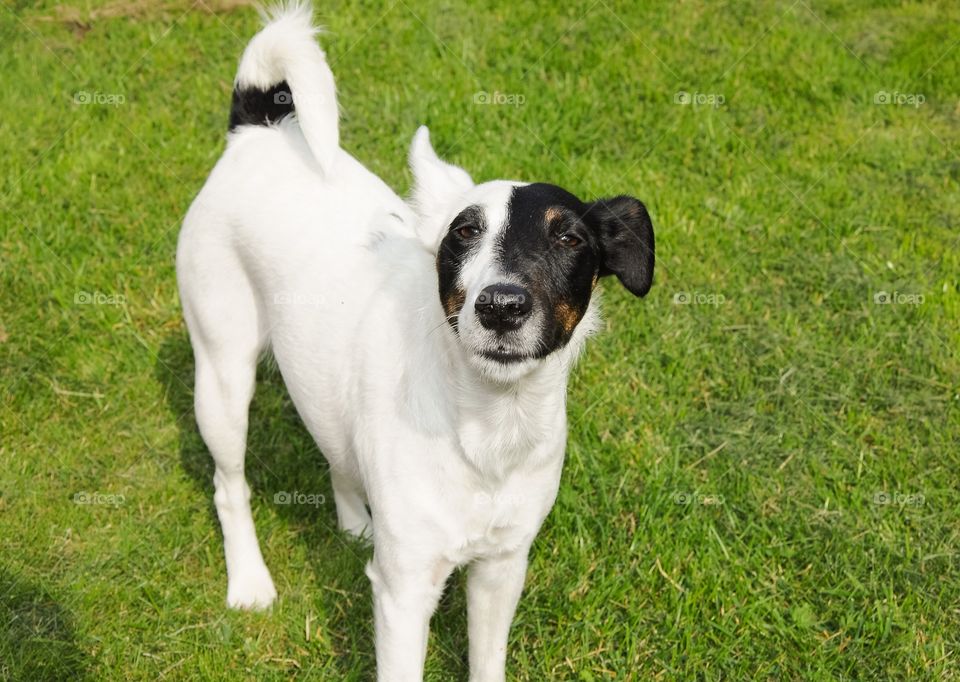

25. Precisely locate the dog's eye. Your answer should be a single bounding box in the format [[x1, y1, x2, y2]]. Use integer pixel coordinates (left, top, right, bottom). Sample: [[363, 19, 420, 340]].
[[558, 234, 581, 247], [456, 225, 481, 239]]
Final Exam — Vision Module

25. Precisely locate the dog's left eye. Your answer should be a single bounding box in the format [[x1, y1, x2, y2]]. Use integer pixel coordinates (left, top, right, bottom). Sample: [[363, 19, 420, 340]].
[[456, 225, 481, 239], [558, 234, 581, 247]]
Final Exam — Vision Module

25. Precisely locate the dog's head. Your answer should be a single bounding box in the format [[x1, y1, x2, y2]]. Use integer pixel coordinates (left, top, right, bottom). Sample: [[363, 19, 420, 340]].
[[410, 127, 654, 381]]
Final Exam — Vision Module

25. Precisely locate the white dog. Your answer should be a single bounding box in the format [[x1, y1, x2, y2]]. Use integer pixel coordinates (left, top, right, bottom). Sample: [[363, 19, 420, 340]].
[[177, 4, 655, 680]]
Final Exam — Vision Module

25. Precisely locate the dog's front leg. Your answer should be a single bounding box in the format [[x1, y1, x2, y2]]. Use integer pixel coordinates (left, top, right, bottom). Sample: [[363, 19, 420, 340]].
[[366, 553, 453, 681], [467, 547, 530, 682]]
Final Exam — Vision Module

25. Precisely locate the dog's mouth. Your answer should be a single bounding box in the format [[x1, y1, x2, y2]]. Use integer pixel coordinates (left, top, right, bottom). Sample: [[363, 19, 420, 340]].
[[478, 346, 530, 364]]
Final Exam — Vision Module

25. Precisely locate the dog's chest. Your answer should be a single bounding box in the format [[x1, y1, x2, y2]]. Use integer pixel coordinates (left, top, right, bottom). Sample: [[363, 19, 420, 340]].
[[446, 486, 544, 563]]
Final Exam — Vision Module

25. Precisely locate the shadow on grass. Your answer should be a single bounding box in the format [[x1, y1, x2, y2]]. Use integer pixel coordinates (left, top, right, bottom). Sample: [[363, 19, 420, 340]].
[[155, 331, 468, 679], [0, 567, 91, 681]]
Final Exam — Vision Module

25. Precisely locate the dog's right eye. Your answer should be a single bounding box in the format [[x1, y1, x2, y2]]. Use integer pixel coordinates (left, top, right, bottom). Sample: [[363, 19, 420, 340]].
[[456, 225, 481, 239]]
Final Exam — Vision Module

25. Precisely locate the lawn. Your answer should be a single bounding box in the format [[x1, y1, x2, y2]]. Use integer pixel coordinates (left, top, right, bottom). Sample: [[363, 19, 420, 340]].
[[1, 0, 959, 679]]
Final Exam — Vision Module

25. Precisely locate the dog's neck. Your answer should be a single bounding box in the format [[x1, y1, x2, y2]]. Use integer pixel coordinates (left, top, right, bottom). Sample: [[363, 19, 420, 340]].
[[450, 353, 571, 481]]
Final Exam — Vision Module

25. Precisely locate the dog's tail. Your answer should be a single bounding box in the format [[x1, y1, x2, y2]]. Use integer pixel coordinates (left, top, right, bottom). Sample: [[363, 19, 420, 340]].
[[228, 2, 338, 174]]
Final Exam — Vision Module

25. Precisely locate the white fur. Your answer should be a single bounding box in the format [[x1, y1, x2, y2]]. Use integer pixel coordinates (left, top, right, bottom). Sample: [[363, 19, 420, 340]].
[[177, 7, 598, 681]]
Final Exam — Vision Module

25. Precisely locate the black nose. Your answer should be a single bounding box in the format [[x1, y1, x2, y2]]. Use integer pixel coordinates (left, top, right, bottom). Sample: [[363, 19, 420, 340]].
[[475, 284, 533, 331]]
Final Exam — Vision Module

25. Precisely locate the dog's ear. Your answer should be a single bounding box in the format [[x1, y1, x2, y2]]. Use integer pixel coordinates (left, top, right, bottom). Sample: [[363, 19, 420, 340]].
[[585, 195, 655, 297], [409, 126, 474, 249]]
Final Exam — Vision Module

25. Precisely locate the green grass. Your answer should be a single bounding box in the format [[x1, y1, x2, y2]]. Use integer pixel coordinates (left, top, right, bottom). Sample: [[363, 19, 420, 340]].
[[1, 0, 959, 678]]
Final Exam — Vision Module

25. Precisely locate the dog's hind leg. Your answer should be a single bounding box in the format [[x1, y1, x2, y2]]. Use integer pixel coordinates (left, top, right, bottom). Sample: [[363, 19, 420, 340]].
[[331, 470, 372, 539], [179, 245, 276, 609], [194, 345, 277, 609]]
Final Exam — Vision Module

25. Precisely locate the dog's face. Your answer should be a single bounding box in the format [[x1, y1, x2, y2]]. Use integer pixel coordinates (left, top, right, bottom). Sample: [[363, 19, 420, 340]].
[[410, 128, 654, 381]]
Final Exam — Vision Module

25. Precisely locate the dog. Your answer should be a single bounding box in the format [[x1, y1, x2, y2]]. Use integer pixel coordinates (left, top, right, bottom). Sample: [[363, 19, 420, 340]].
[[176, 4, 655, 680]]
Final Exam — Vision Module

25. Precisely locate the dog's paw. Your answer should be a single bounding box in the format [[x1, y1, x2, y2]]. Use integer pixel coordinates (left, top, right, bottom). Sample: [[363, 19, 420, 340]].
[[341, 519, 373, 543], [335, 501, 373, 542], [226, 569, 277, 610]]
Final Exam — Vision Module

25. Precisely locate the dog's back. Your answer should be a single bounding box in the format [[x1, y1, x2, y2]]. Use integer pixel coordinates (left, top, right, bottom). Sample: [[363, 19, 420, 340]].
[[176, 4, 425, 494]]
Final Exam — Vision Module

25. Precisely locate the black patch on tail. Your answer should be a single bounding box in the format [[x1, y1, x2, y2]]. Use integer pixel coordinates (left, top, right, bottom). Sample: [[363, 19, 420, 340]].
[[228, 81, 294, 131]]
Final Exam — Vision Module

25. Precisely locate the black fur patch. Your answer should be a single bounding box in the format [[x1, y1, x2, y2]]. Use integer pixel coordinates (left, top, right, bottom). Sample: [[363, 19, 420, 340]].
[[228, 81, 295, 131], [497, 183, 655, 355], [498, 184, 602, 355], [437, 206, 486, 329]]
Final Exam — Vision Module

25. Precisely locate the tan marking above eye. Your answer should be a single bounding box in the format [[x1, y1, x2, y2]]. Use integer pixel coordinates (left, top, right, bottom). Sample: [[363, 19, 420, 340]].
[[544, 207, 565, 223]]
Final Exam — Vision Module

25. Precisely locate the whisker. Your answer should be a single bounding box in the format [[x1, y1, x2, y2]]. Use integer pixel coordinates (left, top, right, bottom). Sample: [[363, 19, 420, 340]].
[[426, 314, 458, 339]]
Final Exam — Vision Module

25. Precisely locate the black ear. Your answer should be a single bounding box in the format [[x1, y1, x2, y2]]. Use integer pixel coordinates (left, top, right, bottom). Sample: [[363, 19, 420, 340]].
[[585, 195, 655, 297]]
